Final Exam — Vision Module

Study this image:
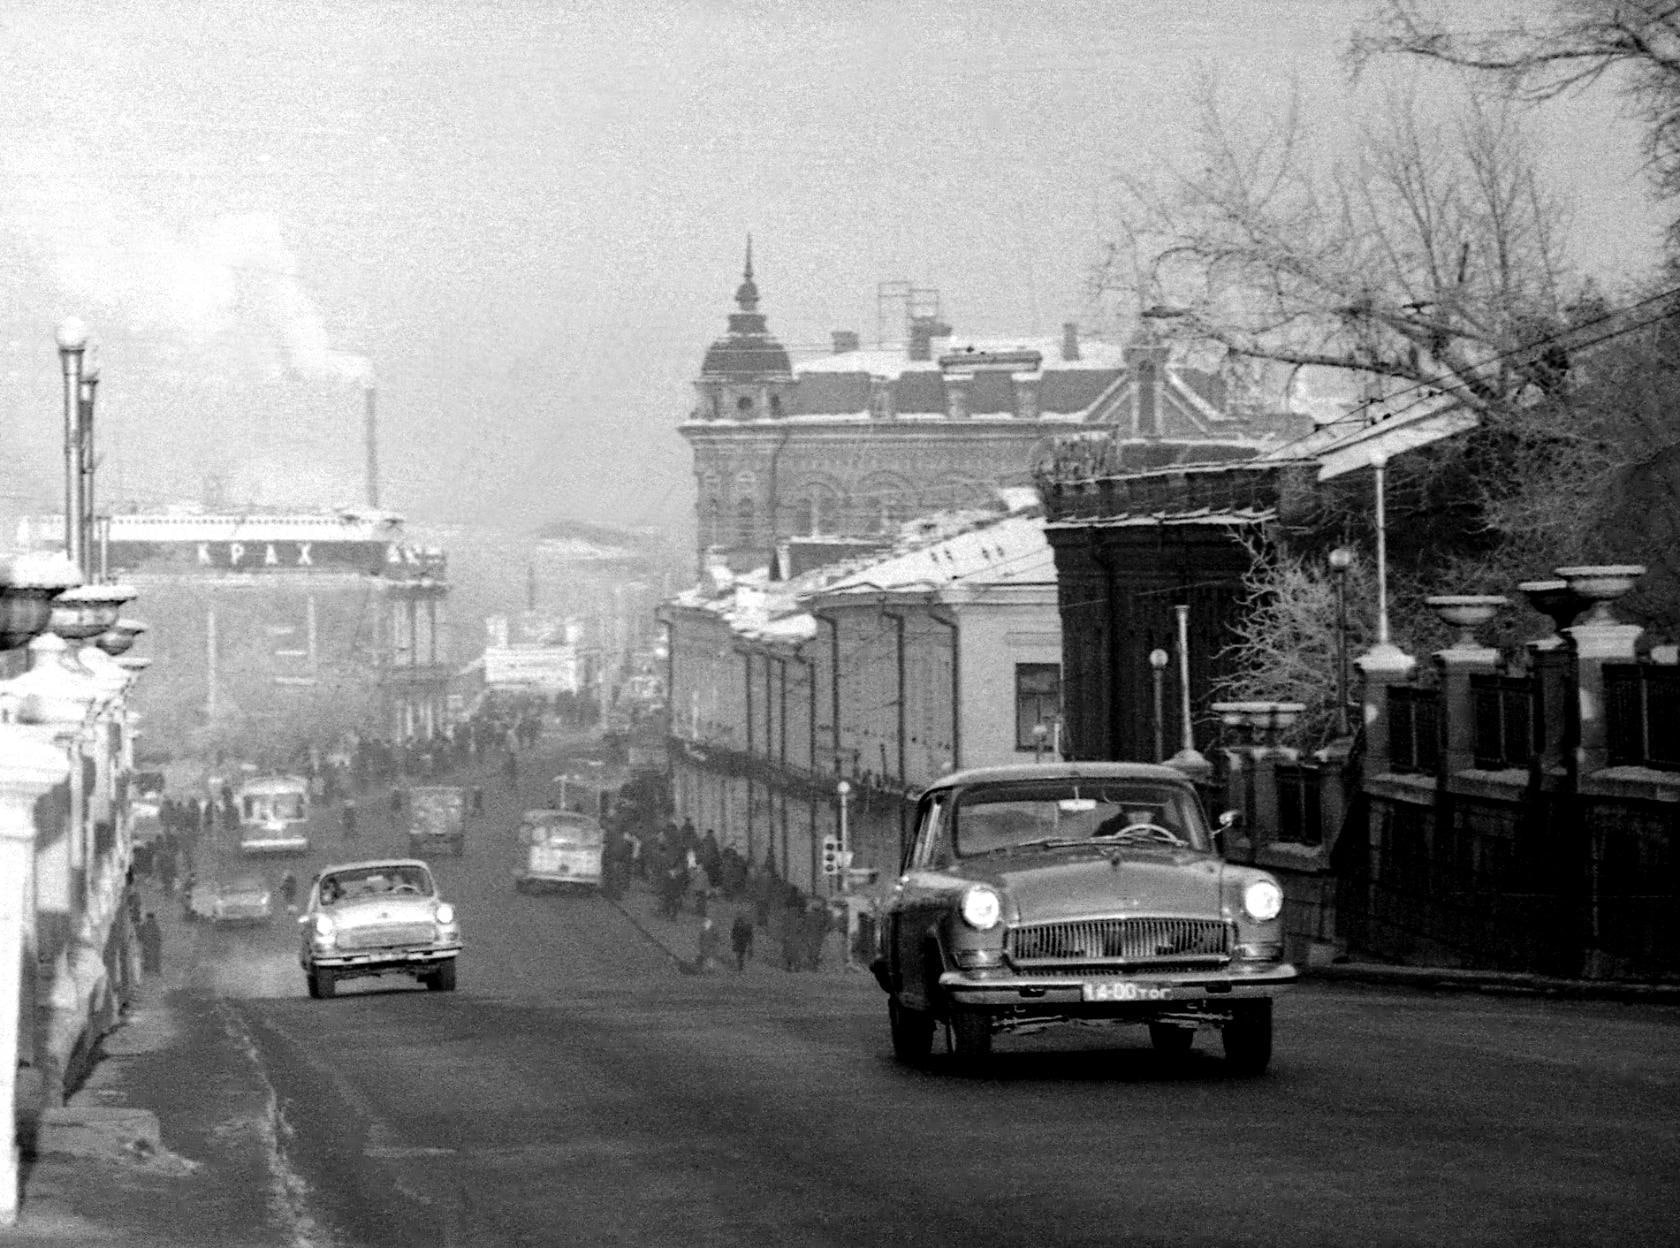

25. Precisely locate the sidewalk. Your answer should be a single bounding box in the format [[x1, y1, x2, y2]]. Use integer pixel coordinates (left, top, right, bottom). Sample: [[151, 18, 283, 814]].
[[605, 874, 868, 981], [1302, 959, 1680, 1003], [9, 882, 290, 1247]]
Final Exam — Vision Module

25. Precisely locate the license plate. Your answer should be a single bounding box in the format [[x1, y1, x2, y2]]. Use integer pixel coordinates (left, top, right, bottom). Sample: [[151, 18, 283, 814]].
[[1081, 980, 1185, 1003]]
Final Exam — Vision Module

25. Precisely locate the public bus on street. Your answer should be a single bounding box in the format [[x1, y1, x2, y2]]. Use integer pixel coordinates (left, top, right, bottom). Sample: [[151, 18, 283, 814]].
[[236, 774, 312, 855], [514, 809, 604, 893]]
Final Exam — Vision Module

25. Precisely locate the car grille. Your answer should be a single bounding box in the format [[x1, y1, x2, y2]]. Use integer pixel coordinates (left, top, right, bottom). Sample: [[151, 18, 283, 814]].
[[1008, 917, 1230, 966], [337, 923, 435, 950]]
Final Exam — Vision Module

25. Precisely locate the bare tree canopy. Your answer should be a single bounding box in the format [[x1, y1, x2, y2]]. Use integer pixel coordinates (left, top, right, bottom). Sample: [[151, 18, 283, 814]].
[[1097, 81, 1583, 429], [1354, 1, 1680, 248]]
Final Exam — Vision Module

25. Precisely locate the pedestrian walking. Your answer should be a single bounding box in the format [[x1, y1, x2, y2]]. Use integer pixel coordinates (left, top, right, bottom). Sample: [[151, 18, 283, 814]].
[[730, 910, 755, 972], [504, 750, 519, 791], [471, 785, 485, 816], [695, 917, 723, 975], [138, 912, 163, 974], [279, 871, 299, 913], [341, 799, 358, 839]]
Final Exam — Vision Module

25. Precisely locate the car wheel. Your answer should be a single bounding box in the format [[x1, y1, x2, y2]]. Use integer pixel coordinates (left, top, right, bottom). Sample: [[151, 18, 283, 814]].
[[315, 967, 337, 999], [427, 960, 457, 992], [947, 1008, 993, 1068], [1221, 1000, 1273, 1076], [888, 996, 934, 1064], [1149, 1021, 1196, 1056], [305, 971, 321, 999]]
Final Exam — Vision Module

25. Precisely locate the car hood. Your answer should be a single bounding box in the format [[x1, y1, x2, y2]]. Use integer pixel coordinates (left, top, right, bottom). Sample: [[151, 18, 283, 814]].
[[326, 895, 438, 925], [968, 848, 1225, 922]]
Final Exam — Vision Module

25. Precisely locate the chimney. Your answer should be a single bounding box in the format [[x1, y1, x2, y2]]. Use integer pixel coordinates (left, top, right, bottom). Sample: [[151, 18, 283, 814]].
[[908, 315, 952, 362], [832, 330, 860, 355], [364, 385, 381, 508], [1062, 322, 1081, 362]]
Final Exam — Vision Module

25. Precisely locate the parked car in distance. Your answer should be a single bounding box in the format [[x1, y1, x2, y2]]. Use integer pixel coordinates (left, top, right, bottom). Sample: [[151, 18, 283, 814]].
[[298, 859, 462, 999], [871, 762, 1296, 1074], [203, 874, 274, 926]]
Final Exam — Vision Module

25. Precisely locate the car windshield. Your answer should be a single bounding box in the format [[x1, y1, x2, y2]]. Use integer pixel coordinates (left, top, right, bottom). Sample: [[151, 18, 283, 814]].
[[951, 779, 1210, 857], [530, 813, 603, 847], [319, 865, 434, 904]]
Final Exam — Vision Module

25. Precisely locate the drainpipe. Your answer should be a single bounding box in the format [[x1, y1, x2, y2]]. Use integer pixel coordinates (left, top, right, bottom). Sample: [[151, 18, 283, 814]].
[[929, 610, 960, 773]]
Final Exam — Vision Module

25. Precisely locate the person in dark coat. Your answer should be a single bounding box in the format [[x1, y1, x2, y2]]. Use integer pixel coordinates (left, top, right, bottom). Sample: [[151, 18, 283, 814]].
[[730, 909, 755, 972], [138, 912, 163, 974], [342, 799, 358, 839]]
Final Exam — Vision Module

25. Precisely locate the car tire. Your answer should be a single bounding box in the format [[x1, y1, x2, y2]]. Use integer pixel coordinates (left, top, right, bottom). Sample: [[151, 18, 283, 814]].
[[315, 968, 337, 999], [1149, 1021, 1196, 1056], [427, 960, 457, 992], [947, 1008, 993, 1068], [1221, 1000, 1273, 1076], [305, 971, 321, 999], [888, 996, 934, 1064]]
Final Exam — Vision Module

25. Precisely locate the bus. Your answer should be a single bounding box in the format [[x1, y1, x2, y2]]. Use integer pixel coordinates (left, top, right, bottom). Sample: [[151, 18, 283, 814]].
[[236, 774, 312, 855], [514, 809, 604, 893]]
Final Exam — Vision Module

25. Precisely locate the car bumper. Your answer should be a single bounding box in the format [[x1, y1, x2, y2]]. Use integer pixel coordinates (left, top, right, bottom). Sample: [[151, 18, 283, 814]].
[[240, 839, 310, 854], [938, 963, 1298, 1009], [306, 944, 461, 973]]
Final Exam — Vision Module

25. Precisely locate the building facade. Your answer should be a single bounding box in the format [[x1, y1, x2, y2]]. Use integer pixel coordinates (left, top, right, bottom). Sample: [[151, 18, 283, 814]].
[[681, 250, 1304, 575], [18, 510, 452, 761], [661, 504, 1062, 898]]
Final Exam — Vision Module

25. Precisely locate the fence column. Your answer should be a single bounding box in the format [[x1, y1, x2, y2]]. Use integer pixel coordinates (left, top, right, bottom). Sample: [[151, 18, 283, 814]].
[[1354, 646, 1418, 776], [1435, 645, 1501, 775], [1565, 620, 1643, 776]]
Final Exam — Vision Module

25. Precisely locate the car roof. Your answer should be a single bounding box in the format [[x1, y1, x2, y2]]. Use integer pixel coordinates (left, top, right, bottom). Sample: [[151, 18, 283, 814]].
[[316, 858, 432, 876], [921, 761, 1200, 792]]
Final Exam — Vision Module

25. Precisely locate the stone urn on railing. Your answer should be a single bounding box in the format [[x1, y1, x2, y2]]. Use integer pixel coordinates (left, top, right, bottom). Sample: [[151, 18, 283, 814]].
[[1424, 594, 1508, 651], [1516, 579, 1586, 648], [1552, 565, 1646, 626], [1210, 701, 1307, 753]]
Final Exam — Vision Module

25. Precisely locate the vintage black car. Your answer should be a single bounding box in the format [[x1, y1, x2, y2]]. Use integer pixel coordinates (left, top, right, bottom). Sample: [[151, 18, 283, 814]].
[[870, 762, 1295, 1073]]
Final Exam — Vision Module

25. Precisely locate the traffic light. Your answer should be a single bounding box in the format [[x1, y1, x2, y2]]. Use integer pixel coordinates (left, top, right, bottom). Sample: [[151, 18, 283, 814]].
[[822, 837, 841, 877]]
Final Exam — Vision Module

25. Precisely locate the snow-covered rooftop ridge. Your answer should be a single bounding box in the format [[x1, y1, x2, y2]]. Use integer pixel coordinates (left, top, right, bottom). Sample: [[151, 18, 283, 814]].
[[819, 513, 1051, 597], [795, 335, 1129, 379]]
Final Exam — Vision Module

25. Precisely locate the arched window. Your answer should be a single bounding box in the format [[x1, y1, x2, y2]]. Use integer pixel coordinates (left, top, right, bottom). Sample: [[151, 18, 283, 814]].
[[736, 395, 754, 416], [768, 393, 784, 418], [702, 499, 723, 548], [734, 497, 755, 546], [791, 497, 813, 537]]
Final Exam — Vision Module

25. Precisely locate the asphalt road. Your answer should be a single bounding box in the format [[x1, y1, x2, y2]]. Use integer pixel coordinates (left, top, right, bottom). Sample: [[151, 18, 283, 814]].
[[167, 750, 1680, 1248]]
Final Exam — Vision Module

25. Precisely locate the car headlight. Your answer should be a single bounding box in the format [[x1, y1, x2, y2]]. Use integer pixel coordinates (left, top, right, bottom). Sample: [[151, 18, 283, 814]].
[[434, 903, 456, 926], [312, 913, 336, 939], [958, 886, 1001, 931], [1243, 879, 1284, 922]]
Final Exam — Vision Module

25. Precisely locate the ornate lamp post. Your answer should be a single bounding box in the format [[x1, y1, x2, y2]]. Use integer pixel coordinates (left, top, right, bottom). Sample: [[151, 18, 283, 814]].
[[835, 778, 854, 969], [78, 352, 99, 576], [1148, 647, 1170, 761], [1328, 547, 1354, 737], [55, 319, 89, 576]]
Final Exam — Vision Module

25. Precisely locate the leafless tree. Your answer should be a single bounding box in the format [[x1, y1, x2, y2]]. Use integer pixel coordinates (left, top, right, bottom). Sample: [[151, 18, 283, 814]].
[[1353, 1, 1680, 251], [1099, 80, 1579, 426]]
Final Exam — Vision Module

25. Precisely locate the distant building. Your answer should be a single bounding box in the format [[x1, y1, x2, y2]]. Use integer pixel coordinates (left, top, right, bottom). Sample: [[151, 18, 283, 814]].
[[681, 246, 1306, 574], [16, 509, 452, 761]]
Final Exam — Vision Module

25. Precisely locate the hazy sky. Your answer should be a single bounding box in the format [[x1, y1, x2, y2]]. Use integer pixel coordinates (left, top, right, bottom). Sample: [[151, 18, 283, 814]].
[[0, 0, 1664, 542]]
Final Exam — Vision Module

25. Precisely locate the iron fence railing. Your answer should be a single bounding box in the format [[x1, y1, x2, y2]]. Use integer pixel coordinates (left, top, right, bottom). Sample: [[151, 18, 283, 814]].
[[1273, 760, 1324, 845], [1605, 663, 1680, 770], [1388, 686, 1441, 775], [1470, 674, 1535, 770]]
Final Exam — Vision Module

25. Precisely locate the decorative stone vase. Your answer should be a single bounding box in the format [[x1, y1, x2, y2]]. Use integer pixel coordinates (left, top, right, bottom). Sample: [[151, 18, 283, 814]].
[[1553, 565, 1646, 626], [1425, 594, 1508, 649], [1517, 579, 1585, 639], [48, 583, 136, 643], [1210, 701, 1306, 748]]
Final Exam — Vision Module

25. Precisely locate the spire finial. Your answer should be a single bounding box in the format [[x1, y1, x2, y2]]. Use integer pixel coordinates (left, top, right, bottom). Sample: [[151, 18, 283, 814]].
[[744, 233, 754, 283], [735, 235, 760, 313]]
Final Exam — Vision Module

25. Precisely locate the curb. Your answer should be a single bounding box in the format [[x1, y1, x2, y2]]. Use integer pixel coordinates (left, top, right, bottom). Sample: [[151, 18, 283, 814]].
[[1303, 962, 1680, 1004], [601, 892, 695, 973]]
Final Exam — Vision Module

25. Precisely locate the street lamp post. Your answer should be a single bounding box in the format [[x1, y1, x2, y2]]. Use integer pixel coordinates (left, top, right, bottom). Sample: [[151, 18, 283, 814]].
[[55, 319, 89, 575], [1170, 603, 1209, 774], [835, 779, 854, 969], [78, 353, 99, 579], [1031, 721, 1048, 764], [1370, 449, 1392, 649], [1149, 647, 1170, 761], [1328, 547, 1354, 738]]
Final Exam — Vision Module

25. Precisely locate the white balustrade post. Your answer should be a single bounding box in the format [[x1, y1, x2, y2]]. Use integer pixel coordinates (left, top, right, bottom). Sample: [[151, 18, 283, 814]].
[[0, 727, 72, 1226]]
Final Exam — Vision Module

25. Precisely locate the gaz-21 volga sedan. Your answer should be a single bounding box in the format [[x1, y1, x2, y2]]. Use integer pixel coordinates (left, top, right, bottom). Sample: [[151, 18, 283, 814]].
[[870, 762, 1295, 1073], [298, 859, 461, 998]]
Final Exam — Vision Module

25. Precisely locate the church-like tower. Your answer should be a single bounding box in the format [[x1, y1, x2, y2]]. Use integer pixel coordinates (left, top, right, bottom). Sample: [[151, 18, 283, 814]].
[[694, 239, 796, 423]]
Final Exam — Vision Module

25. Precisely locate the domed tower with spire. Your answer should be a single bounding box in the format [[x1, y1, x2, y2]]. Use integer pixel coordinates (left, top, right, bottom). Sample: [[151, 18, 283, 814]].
[[694, 238, 795, 423]]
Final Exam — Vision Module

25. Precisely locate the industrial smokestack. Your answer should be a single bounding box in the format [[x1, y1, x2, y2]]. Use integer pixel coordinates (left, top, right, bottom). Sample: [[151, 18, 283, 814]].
[[364, 385, 380, 508]]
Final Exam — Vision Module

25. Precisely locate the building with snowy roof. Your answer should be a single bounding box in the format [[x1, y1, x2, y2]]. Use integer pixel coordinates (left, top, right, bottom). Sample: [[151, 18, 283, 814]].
[[680, 245, 1308, 575], [659, 494, 1062, 898]]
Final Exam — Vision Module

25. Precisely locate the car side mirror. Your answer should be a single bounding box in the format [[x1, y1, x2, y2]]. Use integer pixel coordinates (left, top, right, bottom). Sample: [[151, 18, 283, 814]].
[[296, 913, 310, 927], [1214, 809, 1243, 855]]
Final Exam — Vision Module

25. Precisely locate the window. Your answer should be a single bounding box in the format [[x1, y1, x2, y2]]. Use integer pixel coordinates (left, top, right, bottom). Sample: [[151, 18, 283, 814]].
[[734, 496, 755, 546], [1015, 663, 1062, 750]]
